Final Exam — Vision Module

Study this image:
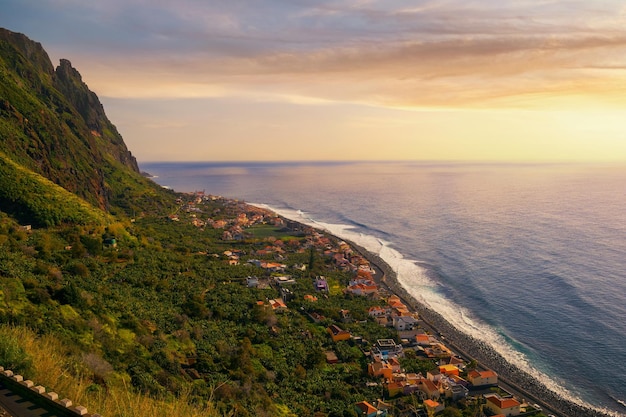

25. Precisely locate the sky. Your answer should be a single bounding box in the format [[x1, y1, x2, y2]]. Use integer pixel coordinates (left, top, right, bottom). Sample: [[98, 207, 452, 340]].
[[2, 0, 626, 162]]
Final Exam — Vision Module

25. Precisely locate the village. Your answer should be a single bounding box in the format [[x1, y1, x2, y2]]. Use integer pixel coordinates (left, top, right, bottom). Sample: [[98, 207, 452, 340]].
[[175, 191, 549, 417]]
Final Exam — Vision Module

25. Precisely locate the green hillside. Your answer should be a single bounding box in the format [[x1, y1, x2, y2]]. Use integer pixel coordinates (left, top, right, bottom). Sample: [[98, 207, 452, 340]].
[[0, 28, 170, 222], [0, 150, 110, 226], [0, 28, 508, 417]]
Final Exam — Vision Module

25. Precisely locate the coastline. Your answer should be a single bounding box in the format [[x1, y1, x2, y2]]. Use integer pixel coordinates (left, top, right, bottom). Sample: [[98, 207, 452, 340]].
[[157, 171, 626, 417], [265, 204, 612, 417], [342, 238, 612, 417]]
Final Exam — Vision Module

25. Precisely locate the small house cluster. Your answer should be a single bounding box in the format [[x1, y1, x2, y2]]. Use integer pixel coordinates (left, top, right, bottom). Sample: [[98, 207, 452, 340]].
[[173, 195, 539, 416], [170, 192, 285, 242], [317, 239, 533, 416]]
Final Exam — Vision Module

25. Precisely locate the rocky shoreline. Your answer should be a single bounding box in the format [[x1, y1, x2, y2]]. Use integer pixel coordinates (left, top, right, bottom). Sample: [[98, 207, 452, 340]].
[[345, 240, 613, 417]]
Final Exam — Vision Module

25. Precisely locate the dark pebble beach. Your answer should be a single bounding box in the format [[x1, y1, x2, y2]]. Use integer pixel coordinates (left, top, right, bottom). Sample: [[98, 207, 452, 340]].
[[348, 240, 613, 417]]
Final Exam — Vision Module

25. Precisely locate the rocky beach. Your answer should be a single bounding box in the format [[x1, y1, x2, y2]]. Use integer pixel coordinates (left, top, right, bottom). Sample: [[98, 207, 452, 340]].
[[148, 162, 626, 417], [345, 239, 613, 417]]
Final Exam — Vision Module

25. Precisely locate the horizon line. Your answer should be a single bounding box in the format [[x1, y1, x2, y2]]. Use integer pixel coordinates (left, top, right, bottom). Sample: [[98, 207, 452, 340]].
[[139, 159, 626, 166]]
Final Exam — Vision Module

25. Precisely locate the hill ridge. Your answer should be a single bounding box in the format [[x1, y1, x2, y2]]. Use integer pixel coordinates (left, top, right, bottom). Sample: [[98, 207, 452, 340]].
[[0, 27, 163, 224]]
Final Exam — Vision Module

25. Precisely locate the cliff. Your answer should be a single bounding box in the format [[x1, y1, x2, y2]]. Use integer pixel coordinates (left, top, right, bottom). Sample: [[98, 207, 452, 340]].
[[0, 28, 164, 225]]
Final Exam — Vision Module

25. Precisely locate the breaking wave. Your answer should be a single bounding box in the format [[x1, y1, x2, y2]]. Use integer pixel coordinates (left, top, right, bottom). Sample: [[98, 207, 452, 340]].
[[252, 203, 623, 417]]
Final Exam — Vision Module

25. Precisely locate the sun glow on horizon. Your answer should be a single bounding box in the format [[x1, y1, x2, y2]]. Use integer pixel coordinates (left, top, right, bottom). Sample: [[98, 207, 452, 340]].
[[3, 0, 626, 162]]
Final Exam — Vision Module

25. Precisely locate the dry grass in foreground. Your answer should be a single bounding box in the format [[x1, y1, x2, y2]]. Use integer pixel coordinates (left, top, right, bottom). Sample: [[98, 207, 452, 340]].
[[0, 324, 226, 417]]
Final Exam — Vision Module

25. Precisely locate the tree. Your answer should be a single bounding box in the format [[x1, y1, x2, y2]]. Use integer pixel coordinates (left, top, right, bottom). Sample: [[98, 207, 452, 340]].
[[440, 406, 462, 417]]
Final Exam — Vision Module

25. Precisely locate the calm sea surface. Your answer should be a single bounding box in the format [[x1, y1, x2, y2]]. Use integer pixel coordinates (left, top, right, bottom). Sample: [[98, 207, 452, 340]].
[[142, 161, 626, 416]]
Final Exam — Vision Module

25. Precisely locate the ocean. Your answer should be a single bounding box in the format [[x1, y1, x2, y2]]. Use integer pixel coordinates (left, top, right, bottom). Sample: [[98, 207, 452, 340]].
[[142, 161, 626, 416]]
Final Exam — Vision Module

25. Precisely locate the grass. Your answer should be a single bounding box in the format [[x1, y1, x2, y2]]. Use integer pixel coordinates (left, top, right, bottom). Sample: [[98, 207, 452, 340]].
[[0, 324, 226, 417], [0, 151, 111, 227], [247, 224, 301, 240]]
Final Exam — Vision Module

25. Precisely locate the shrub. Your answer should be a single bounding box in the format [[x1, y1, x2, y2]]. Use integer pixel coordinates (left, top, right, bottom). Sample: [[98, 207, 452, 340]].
[[0, 327, 33, 374]]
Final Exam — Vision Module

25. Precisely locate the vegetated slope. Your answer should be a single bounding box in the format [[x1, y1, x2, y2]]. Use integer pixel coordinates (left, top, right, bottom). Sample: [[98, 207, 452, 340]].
[[0, 28, 411, 417], [0, 28, 171, 224], [0, 150, 110, 226]]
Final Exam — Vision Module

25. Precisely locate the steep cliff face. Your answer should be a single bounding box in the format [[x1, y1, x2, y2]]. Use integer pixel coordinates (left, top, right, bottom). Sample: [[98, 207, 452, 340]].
[[0, 28, 150, 219], [53, 58, 139, 172], [0, 28, 54, 76]]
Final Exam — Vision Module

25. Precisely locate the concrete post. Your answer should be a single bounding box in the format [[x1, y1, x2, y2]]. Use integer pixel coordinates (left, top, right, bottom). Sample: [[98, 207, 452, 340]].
[[45, 392, 59, 401], [59, 398, 73, 408], [72, 405, 88, 415], [31, 385, 46, 394]]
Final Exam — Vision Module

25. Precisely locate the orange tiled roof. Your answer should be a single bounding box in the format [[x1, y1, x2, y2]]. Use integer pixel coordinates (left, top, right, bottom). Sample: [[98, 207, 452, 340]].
[[481, 370, 498, 378], [499, 398, 520, 408], [388, 299, 406, 308], [356, 269, 372, 278], [355, 401, 378, 414], [439, 364, 459, 375], [424, 399, 440, 408], [269, 299, 287, 309], [416, 334, 430, 343], [486, 395, 520, 409]]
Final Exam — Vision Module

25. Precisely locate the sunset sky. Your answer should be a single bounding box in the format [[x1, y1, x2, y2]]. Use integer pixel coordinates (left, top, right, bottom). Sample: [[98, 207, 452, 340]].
[[2, 0, 626, 162]]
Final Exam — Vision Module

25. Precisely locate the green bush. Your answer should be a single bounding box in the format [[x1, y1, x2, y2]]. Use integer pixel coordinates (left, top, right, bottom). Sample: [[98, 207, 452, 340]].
[[0, 331, 33, 375]]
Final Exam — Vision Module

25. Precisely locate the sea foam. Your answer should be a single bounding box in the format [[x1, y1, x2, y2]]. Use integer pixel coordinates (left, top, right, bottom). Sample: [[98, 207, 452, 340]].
[[252, 203, 623, 417]]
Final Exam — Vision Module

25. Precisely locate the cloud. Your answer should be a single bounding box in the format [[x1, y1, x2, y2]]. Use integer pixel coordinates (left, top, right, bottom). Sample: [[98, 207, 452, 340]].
[[77, 28, 626, 110], [4, 0, 626, 108]]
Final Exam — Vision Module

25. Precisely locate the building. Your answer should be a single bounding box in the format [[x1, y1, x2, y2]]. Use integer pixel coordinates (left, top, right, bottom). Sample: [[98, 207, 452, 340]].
[[484, 393, 521, 416], [368, 306, 388, 318], [368, 361, 393, 380], [415, 333, 431, 346], [355, 401, 378, 417], [372, 339, 403, 360], [325, 351, 339, 364], [314, 276, 329, 291], [274, 275, 295, 285], [443, 381, 469, 401], [385, 380, 405, 398], [354, 400, 388, 417], [327, 325, 351, 342], [281, 287, 295, 302], [269, 299, 287, 312], [423, 399, 444, 414], [438, 364, 460, 377], [468, 369, 498, 387], [393, 315, 418, 331], [423, 342, 452, 359], [246, 276, 259, 288], [347, 282, 379, 297], [417, 378, 440, 400]]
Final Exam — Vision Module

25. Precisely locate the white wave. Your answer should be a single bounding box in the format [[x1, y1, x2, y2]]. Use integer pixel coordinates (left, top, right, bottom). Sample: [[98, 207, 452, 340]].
[[250, 202, 624, 417]]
